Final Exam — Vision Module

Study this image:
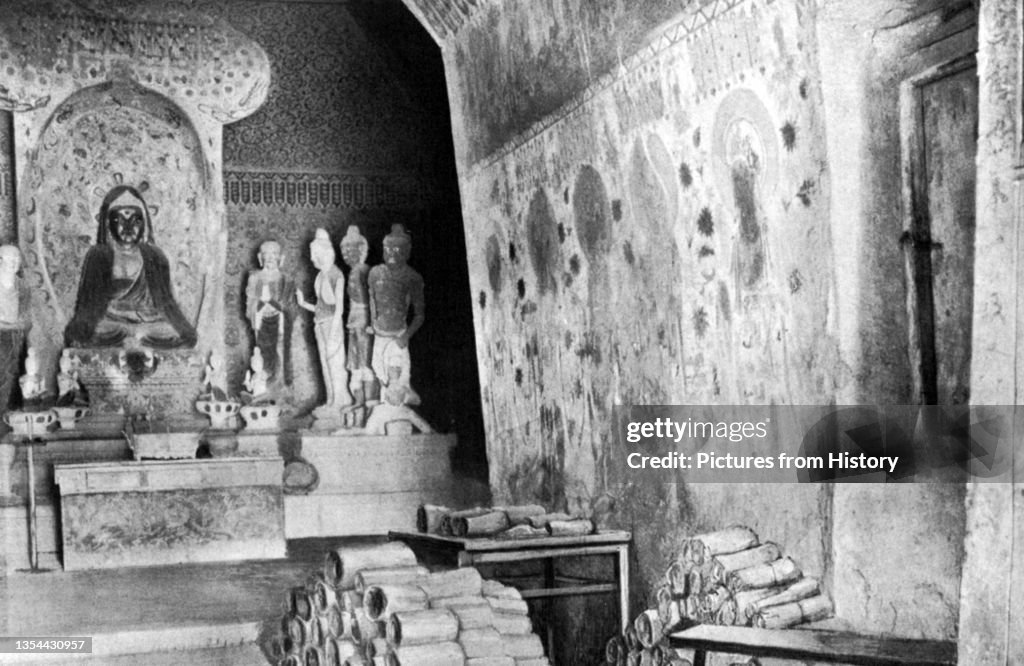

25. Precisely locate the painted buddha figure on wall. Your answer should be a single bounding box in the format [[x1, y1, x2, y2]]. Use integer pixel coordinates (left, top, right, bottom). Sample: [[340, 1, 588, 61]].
[[64, 185, 197, 349]]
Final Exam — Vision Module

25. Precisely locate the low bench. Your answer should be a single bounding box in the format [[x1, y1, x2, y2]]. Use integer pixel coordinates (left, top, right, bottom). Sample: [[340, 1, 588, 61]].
[[669, 624, 956, 666]]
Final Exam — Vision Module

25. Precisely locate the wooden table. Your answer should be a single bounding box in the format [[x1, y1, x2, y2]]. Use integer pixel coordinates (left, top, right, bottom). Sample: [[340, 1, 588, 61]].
[[669, 625, 957, 666], [390, 530, 631, 663]]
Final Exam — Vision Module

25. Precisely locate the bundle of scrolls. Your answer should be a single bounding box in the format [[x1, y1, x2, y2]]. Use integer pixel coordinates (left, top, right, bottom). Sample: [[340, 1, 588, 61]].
[[417, 503, 595, 540], [266, 540, 552, 666], [604, 525, 833, 666]]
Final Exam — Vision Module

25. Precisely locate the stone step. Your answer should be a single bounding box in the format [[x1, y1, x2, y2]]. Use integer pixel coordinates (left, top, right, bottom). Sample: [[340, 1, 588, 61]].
[[3, 622, 265, 664]]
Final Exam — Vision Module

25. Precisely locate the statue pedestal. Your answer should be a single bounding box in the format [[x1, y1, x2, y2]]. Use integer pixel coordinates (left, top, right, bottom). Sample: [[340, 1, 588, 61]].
[[68, 349, 204, 417], [286, 432, 457, 538]]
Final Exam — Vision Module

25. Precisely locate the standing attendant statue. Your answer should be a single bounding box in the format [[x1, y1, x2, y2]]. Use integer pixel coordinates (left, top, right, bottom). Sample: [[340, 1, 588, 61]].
[[0, 245, 31, 413], [245, 240, 294, 399], [296, 229, 350, 421], [339, 226, 377, 416], [368, 224, 424, 400]]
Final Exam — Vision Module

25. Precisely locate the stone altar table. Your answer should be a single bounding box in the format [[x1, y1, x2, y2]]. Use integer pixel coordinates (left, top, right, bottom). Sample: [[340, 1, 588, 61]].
[[287, 433, 457, 538], [55, 457, 285, 570]]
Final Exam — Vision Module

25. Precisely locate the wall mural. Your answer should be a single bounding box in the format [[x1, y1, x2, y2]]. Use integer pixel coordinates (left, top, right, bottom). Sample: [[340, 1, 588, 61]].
[[454, 0, 776, 170], [216, 2, 434, 173], [223, 171, 430, 210], [456, 1, 837, 607], [710, 86, 788, 402]]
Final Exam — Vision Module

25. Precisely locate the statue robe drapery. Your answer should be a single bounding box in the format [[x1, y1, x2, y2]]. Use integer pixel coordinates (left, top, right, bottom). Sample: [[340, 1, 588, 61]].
[[64, 185, 197, 349]]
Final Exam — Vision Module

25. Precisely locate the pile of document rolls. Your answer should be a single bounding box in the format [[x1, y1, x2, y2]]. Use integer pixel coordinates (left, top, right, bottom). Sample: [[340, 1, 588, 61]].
[[417, 503, 594, 539], [268, 541, 551, 666], [604, 525, 833, 666]]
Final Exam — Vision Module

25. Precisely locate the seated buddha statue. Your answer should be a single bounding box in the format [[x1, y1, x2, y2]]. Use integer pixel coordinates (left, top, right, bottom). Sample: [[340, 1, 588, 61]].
[[64, 185, 197, 349]]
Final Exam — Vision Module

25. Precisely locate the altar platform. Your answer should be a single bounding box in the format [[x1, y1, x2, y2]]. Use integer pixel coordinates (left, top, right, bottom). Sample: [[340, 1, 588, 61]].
[[1, 424, 484, 573], [0, 537, 378, 664]]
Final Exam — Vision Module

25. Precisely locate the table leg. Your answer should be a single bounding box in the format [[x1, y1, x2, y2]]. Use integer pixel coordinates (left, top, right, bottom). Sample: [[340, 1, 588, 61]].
[[617, 544, 630, 633], [692, 649, 707, 666], [544, 556, 556, 663], [26, 443, 37, 570]]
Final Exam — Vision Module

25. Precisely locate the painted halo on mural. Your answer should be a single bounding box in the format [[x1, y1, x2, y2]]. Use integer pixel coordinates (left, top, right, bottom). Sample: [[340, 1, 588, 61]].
[[711, 87, 780, 197]]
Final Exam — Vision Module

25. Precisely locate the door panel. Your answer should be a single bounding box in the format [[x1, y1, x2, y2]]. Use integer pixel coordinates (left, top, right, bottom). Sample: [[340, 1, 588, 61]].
[[921, 66, 977, 404], [911, 62, 977, 404]]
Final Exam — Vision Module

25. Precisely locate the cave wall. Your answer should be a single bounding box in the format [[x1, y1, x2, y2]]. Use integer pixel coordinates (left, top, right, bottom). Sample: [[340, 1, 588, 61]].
[[816, 0, 974, 641], [958, 0, 1024, 663], [441, 0, 976, 659], [445, 0, 838, 660]]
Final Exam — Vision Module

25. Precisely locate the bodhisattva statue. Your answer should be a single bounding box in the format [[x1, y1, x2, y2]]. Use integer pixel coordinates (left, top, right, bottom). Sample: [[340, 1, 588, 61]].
[[244, 347, 269, 402], [245, 240, 293, 397], [339, 226, 378, 413], [200, 350, 230, 401], [56, 349, 86, 407], [0, 245, 30, 412], [296, 228, 350, 419], [65, 185, 196, 350], [368, 224, 424, 398], [19, 346, 45, 402]]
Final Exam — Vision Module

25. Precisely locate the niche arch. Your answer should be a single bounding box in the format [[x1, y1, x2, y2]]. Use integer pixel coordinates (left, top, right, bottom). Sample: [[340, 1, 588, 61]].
[[19, 81, 211, 356]]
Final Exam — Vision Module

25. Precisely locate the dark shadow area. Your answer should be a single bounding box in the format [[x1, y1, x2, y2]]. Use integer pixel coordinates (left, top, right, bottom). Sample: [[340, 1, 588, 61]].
[[346, 1, 488, 483]]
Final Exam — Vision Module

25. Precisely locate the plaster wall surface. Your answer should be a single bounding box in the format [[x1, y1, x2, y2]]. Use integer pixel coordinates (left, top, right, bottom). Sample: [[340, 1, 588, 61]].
[[816, 0, 974, 640], [450, 0, 708, 165], [443, 0, 975, 655], [957, 0, 1024, 663], [446, 0, 838, 658]]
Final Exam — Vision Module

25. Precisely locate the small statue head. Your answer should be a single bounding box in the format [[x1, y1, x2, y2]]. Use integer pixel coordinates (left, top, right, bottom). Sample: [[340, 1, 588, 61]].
[[0, 244, 22, 280], [59, 349, 74, 374], [339, 225, 368, 268], [309, 228, 335, 271], [250, 347, 264, 372], [208, 350, 224, 370], [382, 224, 412, 267], [25, 346, 38, 372], [258, 240, 283, 271]]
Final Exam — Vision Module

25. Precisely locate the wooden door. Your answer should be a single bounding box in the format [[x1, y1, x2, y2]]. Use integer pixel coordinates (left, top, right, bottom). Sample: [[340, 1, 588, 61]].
[[904, 56, 978, 405]]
